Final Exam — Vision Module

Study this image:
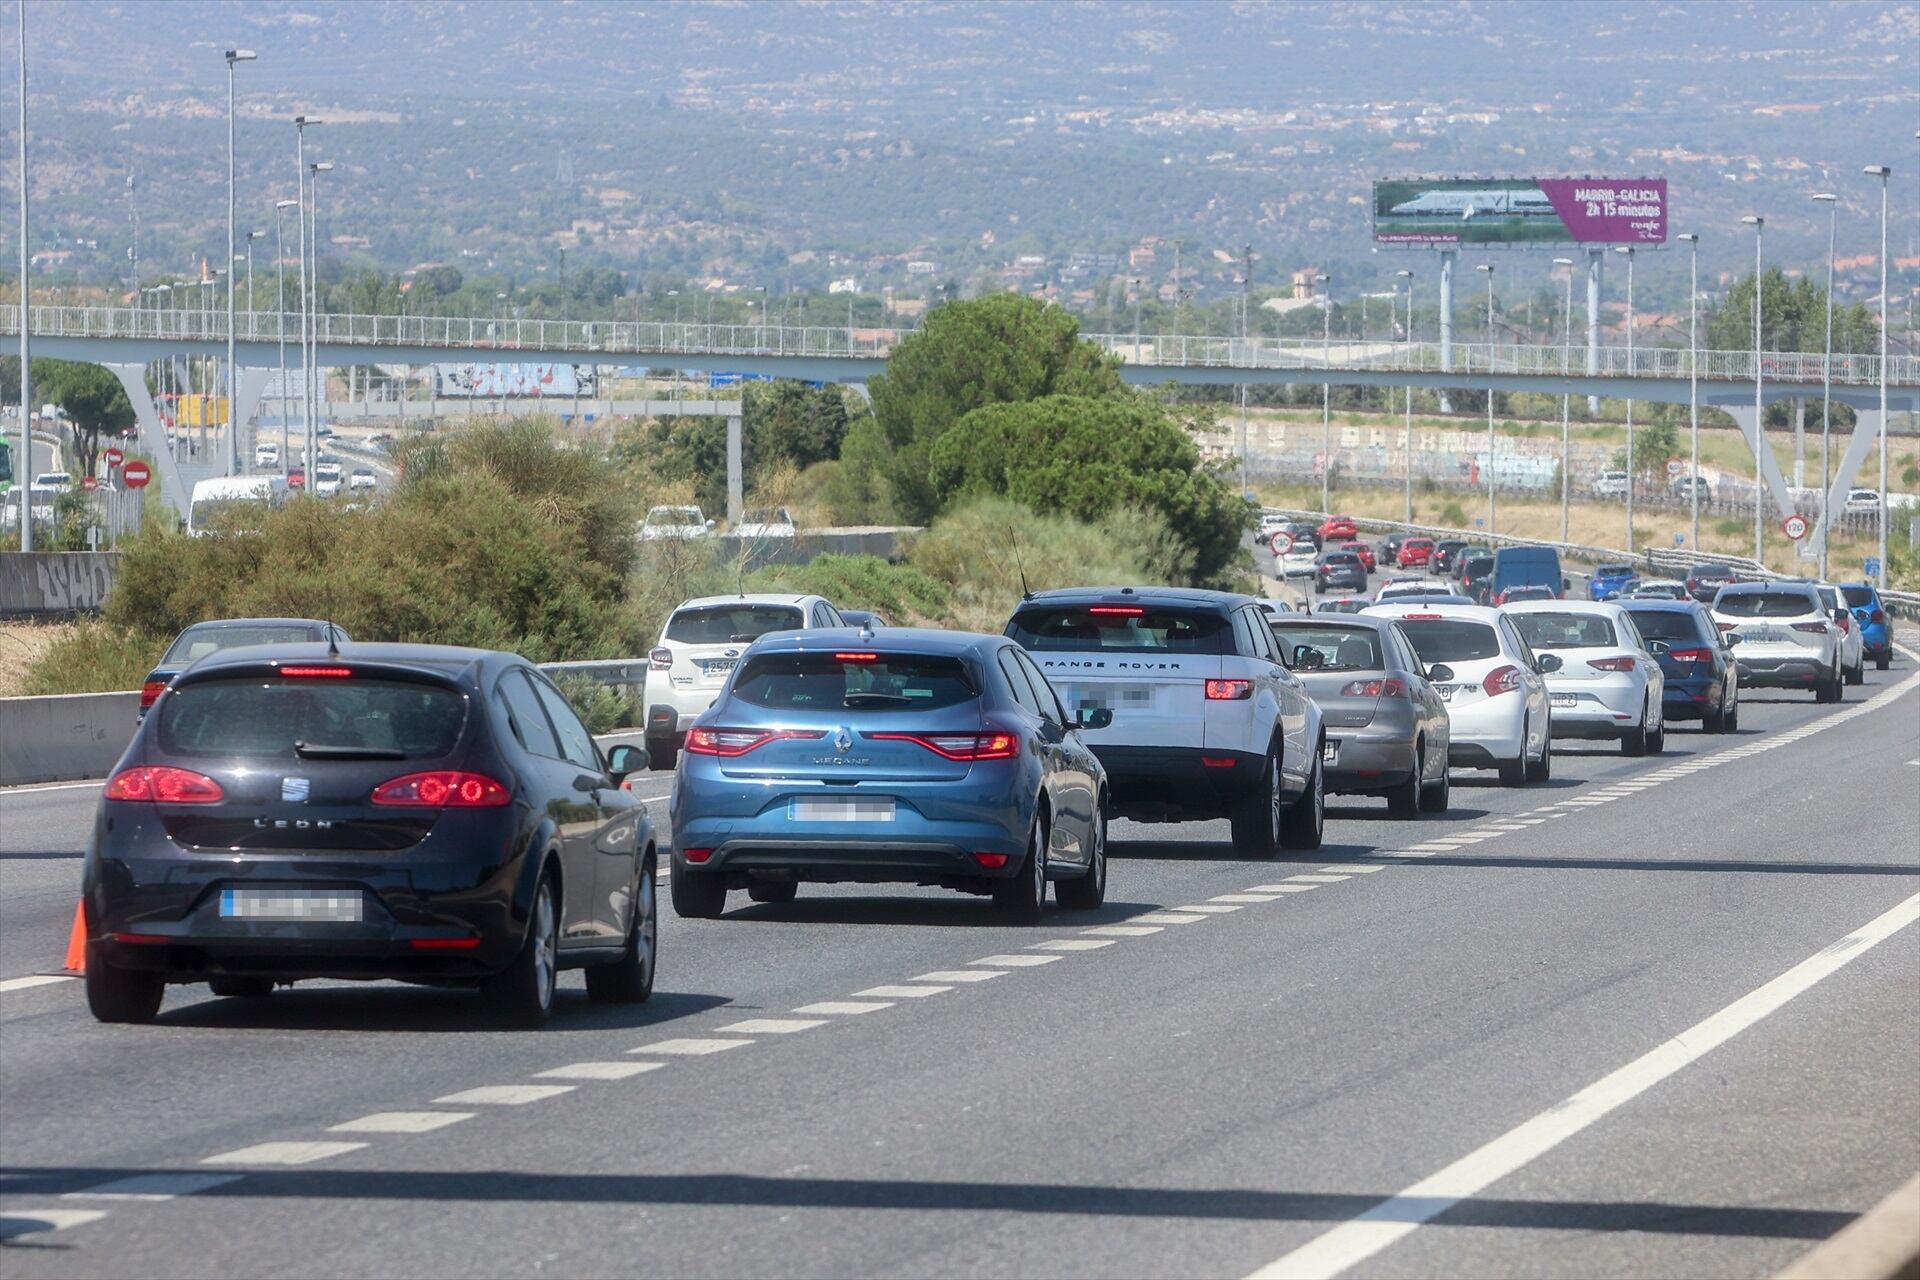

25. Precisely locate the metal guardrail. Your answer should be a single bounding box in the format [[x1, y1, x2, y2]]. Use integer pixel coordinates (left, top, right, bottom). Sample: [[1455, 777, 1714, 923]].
[[4, 304, 1917, 388], [538, 659, 648, 688]]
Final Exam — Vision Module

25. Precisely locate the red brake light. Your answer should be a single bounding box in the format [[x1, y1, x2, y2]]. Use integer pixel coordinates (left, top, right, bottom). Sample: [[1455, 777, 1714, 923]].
[[1715, 620, 1735, 632], [140, 679, 169, 709], [278, 665, 353, 678], [1088, 606, 1145, 617], [369, 771, 511, 807], [1403, 613, 1443, 621], [1790, 622, 1828, 634], [104, 766, 225, 804], [972, 852, 1010, 869], [410, 936, 482, 951], [832, 652, 879, 662], [1201, 756, 1237, 768], [685, 728, 824, 757], [868, 731, 1020, 761], [682, 847, 714, 864], [648, 646, 673, 670], [1870, 609, 1885, 625], [1341, 678, 1409, 698], [1832, 615, 1850, 633], [1205, 679, 1253, 701], [1585, 656, 1637, 672], [1482, 664, 1522, 696], [1667, 647, 1713, 663]]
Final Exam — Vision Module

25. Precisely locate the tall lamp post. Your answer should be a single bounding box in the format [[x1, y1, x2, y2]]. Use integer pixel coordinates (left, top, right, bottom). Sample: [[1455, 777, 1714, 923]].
[[307, 159, 333, 478], [1397, 268, 1414, 522], [1476, 264, 1497, 535], [1316, 272, 1330, 513], [242, 229, 264, 338], [1677, 234, 1701, 554], [1742, 215, 1765, 563], [16, 0, 32, 550], [1812, 193, 1837, 578], [292, 116, 321, 480], [1553, 257, 1575, 542], [1864, 164, 1891, 590], [223, 49, 256, 478], [273, 200, 296, 468], [1615, 245, 1636, 550]]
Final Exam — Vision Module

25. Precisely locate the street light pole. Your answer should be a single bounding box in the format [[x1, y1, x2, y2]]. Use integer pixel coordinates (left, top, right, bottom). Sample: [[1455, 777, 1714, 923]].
[[1397, 269, 1413, 522], [274, 200, 295, 470], [1865, 163, 1891, 590], [1813, 193, 1837, 579], [1616, 244, 1636, 550], [1477, 264, 1496, 536], [1742, 215, 1765, 563], [1554, 257, 1575, 543], [224, 49, 255, 478], [292, 117, 319, 479], [16, 0, 31, 551], [243, 230, 263, 338], [1677, 234, 1701, 554], [1316, 272, 1330, 513]]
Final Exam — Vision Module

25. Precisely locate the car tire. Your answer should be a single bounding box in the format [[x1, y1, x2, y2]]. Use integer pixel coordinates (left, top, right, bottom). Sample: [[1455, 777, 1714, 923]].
[[1622, 702, 1650, 756], [645, 736, 678, 772], [1419, 762, 1450, 813], [993, 815, 1048, 925], [1053, 805, 1107, 911], [85, 944, 164, 1024], [1845, 660, 1863, 687], [747, 880, 798, 905], [483, 872, 559, 1027], [208, 976, 275, 999], [1525, 732, 1553, 782], [1646, 721, 1665, 755], [586, 857, 656, 1005], [1725, 695, 1739, 732], [1279, 750, 1325, 851], [1386, 745, 1421, 819], [1230, 751, 1283, 858], [670, 865, 727, 919], [1816, 668, 1841, 703], [1876, 653, 1890, 671]]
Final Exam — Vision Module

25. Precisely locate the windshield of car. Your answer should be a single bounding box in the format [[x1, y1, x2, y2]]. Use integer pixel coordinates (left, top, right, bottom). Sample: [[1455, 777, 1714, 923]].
[[646, 506, 703, 525], [1839, 586, 1875, 609], [157, 677, 465, 759], [666, 605, 804, 645], [1394, 619, 1500, 663], [1007, 605, 1229, 655], [731, 652, 977, 711], [162, 625, 318, 665], [1717, 591, 1818, 618], [1512, 611, 1617, 649], [1270, 624, 1382, 671], [1625, 609, 1702, 642], [1596, 564, 1633, 578]]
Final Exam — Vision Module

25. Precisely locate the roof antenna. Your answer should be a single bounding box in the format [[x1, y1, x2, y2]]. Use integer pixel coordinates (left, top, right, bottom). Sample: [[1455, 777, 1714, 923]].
[[325, 579, 341, 659], [1009, 525, 1032, 600]]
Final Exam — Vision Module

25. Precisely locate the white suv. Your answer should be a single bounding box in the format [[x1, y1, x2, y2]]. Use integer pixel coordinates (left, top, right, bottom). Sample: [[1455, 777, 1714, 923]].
[[1005, 587, 1324, 855], [640, 505, 713, 540], [643, 593, 849, 768], [1505, 600, 1666, 755], [1711, 582, 1844, 702]]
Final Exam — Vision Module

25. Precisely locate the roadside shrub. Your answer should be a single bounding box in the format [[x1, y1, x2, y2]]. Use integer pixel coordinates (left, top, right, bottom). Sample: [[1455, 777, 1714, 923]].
[[750, 553, 951, 624], [19, 621, 166, 695], [552, 674, 638, 734]]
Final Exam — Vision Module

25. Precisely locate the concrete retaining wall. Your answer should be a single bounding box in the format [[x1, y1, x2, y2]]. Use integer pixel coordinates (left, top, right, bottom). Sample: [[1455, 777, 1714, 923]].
[[0, 553, 121, 618], [0, 692, 140, 786]]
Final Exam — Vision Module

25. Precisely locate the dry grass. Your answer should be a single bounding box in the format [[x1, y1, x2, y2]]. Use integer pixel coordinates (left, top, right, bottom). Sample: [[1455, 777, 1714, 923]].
[[0, 622, 74, 697]]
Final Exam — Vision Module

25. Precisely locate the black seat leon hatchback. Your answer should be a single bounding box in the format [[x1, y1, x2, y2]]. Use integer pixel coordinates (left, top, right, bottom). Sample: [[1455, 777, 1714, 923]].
[[83, 642, 658, 1026]]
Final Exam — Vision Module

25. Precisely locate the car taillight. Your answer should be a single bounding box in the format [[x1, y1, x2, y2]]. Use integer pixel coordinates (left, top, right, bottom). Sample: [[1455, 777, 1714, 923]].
[[104, 766, 224, 804], [1340, 678, 1409, 698], [1482, 664, 1522, 696], [1667, 647, 1713, 663], [1715, 621, 1735, 632], [1586, 656, 1637, 672], [648, 647, 673, 671], [1790, 622, 1828, 634], [972, 852, 1010, 868], [1088, 606, 1144, 617], [278, 665, 353, 678], [685, 728, 825, 757], [1832, 615, 1850, 633], [682, 847, 714, 864], [1869, 609, 1885, 625], [1205, 679, 1253, 700], [139, 679, 168, 709], [370, 771, 511, 807], [868, 731, 1020, 761]]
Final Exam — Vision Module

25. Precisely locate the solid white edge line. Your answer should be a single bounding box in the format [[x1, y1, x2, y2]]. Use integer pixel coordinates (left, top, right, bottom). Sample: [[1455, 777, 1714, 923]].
[[0, 974, 76, 993], [1246, 891, 1920, 1280], [0, 779, 106, 796]]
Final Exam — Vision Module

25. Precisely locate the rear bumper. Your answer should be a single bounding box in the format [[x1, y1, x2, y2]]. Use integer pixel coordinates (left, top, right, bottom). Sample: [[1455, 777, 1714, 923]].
[[1092, 745, 1265, 820], [672, 834, 1025, 886], [1861, 633, 1892, 658], [1443, 698, 1528, 765], [1545, 677, 1643, 738], [1734, 654, 1829, 688], [1660, 675, 1721, 720], [1323, 729, 1417, 791]]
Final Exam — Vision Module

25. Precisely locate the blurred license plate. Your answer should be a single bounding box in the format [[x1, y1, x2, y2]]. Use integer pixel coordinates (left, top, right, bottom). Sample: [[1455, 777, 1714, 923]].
[[219, 889, 363, 922], [1437, 685, 1454, 702], [1322, 739, 1339, 764], [702, 659, 737, 676], [791, 799, 895, 822], [1551, 693, 1577, 708]]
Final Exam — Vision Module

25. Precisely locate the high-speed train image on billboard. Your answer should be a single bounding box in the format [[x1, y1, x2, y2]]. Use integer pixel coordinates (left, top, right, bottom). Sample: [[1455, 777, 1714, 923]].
[[1389, 187, 1557, 220]]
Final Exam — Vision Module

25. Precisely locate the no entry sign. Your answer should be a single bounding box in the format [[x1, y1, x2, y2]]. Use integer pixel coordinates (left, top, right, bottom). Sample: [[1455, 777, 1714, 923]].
[[122, 460, 152, 489]]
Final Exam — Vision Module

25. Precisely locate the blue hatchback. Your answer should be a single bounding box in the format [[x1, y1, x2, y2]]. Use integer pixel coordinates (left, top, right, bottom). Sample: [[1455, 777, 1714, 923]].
[[1836, 582, 1893, 670], [669, 628, 1111, 923], [1588, 564, 1638, 601], [1619, 600, 1739, 732]]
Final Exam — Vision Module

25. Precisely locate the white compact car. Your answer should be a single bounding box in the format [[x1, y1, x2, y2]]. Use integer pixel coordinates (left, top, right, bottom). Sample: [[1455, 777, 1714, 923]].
[[348, 468, 377, 492], [253, 442, 281, 470], [1813, 583, 1866, 686], [1277, 543, 1319, 579], [1842, 488, 1880, 515], [734, 506, 797, 539], [1591, 470, 1629, 499], [1505, 600, 1666, 755], [1007, 587, 1324, 855], [640, 505, 714, 540], [1366, 601, 1553, 784], [1711, 582, 1844, 703], [643, 593, 849, 769]]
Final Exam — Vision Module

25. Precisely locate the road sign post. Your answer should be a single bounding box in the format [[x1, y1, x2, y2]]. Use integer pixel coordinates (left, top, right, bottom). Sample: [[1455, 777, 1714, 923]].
[[1781, 512, 1811, 542]]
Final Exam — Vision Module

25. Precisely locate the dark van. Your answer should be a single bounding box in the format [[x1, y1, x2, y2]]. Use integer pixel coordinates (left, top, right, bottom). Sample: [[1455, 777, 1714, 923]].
[[1490, 546, 1566, 605]]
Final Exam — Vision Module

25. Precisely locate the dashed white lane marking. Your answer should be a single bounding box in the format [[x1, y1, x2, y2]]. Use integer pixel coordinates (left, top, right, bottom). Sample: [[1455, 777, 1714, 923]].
[[854, 984, 951, 998], [794, 1000, 894, 1015], [1253, 883, 1322, 891], [624, 1039, 752, 1057], [1514, 818, 1549, 825], [536, 1062, 664, 1080], [64, 1174, 240, 1201], [203, 1141, 367, 1166], [716, 1018, 830, 1034], [1326, 864, 1387, 874], [1030, 938, 1115, 951], [1285, 875, 1350, 884], [330, 1111, 474, 1134], [971, 953, 1062, 967], [433, 1084, 577, 1104], [915, 969, 1006, 982], [0, 975, 75, 993], [1248, 890, 1920, 1280], [0, 1208, 109, 1239], [1212, 893, 1285, 903], [1174, 904, 1243, 914], [1083, 925, 1164, 937], [1133, 912, 1211, 924]]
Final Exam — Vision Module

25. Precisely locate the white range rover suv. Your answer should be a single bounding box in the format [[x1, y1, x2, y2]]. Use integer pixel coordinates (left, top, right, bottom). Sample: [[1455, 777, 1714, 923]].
[[643, 593, 849, 768], [1005, 587, 1324, 855]]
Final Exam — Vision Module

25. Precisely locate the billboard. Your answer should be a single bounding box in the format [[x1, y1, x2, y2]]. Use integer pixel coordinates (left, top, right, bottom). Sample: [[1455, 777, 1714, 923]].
[[1372, 178, 1667, 246]]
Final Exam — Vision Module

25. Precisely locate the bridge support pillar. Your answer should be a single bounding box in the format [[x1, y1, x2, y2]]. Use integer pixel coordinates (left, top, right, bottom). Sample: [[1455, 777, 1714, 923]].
[[726, 414, 743, 525], [1810, 408, 1885, 564], [1586, 248, 1604, 415], [1437, 249, 1456, 413], [103, 363, 192, 521], [1720, 401, 1800, 534]]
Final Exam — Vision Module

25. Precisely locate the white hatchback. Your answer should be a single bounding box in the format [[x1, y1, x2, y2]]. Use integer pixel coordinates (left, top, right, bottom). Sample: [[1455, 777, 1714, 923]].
[[1278, 544, 1319, 578], [1365, 602, 1553, 784], [1814, 583, 1866, 685], [1505, 600, 1666, 755]]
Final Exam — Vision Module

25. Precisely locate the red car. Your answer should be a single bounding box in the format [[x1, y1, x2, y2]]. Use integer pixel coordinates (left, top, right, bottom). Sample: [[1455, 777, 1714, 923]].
[[1318, 514, 1359, 542], [1396, 537, 1435, 568], [1340, 540, 1376, 573]]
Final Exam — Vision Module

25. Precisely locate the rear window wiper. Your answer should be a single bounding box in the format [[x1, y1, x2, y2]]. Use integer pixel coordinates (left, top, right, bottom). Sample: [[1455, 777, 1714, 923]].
[[294, 742, 408, 760], [843, 692, 912, 707]]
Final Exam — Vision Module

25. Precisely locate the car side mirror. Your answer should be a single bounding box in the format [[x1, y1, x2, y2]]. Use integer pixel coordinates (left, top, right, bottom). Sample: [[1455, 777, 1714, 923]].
[[1075, 706, 1113, 731], [1722, 634, 1740, 648], [1562, 576, 1572, 592], [1535, 653, 1564, 674], [606, 742, 649, 781], [1832, 609, 1848, 625], [1427, 663, 1455, 683]]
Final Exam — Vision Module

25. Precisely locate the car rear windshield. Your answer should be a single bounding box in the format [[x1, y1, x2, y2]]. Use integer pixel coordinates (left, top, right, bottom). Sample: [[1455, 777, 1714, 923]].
[[731, 652, 977, 711], [1512, 611, 1617, 649], [162, 625, 316, 665], [666, 605, 804, 645], [1271, 624, 1382, 671], [1406, 539, 1433, 549], [1596, 564, 1633, 577], [1840, 586, 1875, 609], [1462, 556, 1494, 574], [1007, 606, 1229, 655], [1394, 619, 1500, 663], [157, 677, 466, 759], [1693, 565, 1736, 579], [1625, 610, 1702, 642], [1717, 592, 1817, 619], [1816, 586, 1839, 609], [1322, 553, 1361, 568]]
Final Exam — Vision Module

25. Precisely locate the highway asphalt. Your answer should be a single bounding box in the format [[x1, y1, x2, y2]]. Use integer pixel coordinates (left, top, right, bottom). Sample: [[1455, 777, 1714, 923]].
[[1, 628, 1915, 1277]]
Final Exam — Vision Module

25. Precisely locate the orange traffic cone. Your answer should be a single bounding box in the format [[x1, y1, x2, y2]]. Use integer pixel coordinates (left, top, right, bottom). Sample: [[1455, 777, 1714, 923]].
[[62, 900, 87, 973]]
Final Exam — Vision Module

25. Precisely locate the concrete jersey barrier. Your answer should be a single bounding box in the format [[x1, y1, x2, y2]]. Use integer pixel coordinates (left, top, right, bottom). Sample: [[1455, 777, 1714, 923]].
[[0, 552, 121, 619], [0, 692, 141, 786]]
